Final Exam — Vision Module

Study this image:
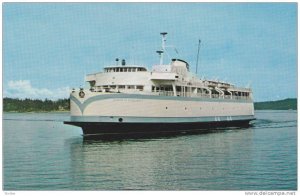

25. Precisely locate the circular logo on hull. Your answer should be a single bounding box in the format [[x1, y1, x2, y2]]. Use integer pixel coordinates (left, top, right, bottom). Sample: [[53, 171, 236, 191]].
[[79, 91, 85, 98]]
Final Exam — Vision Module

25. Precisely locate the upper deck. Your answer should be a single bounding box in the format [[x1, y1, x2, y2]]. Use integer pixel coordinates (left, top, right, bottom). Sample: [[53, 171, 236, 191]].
[[84, 62, 252, 101], [82, 33, 253, 101]]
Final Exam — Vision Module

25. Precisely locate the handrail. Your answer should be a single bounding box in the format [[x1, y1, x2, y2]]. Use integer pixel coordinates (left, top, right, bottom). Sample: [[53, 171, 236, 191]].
[[87, 87, 251, 100], [151, 90, 251, 100]]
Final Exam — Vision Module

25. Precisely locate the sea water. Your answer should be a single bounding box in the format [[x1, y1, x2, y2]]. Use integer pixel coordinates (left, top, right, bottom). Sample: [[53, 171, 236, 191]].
[[3, 110, 297, 190]]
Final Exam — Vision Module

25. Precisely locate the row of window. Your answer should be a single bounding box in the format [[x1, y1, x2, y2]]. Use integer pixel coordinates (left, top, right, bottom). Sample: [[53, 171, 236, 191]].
[[104, 67, 147, 73], [90, 84, 250, 98], [93, 85, 144, 91], [151, 85, 250, 97]]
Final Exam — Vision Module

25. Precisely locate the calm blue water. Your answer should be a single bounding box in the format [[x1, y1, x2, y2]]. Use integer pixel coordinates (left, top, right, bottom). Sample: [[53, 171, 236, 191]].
[[3, 110, 297, 190]]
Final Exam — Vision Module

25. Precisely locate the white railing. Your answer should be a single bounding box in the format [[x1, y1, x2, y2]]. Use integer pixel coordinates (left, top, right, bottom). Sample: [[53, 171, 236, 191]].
[[151, 90, 251, 100], [88, 87, 251, 101]]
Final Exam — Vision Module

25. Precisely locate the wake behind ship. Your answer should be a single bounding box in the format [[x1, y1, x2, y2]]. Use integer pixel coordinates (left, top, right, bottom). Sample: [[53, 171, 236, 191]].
[[64, 33, 255, 135]]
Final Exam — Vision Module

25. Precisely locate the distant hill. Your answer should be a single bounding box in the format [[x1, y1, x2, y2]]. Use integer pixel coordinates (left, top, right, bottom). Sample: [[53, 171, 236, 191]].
[[254, 98, 297, 110]]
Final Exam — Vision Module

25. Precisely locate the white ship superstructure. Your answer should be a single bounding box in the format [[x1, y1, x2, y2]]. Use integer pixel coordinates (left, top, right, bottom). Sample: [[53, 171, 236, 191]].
[[64, 33, 255, 135]]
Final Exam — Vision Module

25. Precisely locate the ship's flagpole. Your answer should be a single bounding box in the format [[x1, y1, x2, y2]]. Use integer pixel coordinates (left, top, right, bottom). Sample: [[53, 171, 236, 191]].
[[196, 39, 201, 74]]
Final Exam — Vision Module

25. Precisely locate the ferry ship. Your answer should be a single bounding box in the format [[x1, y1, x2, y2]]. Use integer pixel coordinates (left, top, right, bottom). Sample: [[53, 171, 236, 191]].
[[64, 33, 255, 135]]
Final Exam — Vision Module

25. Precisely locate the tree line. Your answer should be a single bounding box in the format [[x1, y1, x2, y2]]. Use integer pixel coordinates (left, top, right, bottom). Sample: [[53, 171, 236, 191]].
[[3, 98, 70, 112], [3, 97, 297, 112], [254, 98, 297, 110]]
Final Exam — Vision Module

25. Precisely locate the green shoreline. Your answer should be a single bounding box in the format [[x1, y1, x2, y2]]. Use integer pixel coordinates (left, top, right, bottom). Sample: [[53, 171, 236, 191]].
[[3, 97, 297, 112], [3, 110, 70, 113], [3, 97, 70, 113], [254, 98, 297, 110]]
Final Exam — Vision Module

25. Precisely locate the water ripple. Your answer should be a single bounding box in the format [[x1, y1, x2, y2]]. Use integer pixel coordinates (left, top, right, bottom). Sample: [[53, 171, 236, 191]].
[[3, 111, 297, 190]]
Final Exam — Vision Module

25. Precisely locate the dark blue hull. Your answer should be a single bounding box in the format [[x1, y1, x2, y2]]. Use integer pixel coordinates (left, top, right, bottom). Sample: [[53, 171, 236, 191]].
[[64, 119, 254, 136]]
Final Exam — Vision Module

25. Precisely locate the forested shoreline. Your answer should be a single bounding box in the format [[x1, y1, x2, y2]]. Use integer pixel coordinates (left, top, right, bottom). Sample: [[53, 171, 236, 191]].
[[3, 97, 297, 112], [3, 98, 70, 112], [254, 98, 297, 110]]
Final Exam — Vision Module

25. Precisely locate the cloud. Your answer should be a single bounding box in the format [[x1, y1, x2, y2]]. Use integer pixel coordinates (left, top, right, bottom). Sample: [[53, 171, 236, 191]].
[[4, 80, 70, 100]]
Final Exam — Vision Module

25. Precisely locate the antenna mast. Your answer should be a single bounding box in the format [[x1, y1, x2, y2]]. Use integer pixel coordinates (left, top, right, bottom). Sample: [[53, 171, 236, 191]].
[[196, 39, 201, 74], [157, 32, 167, 65]]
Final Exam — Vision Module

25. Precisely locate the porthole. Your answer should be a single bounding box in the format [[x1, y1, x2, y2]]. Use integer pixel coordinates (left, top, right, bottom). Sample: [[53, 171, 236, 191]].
[[118, 118, 123, 122]]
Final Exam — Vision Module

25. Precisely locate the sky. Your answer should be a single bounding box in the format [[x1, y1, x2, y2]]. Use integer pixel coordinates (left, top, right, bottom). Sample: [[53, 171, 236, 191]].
[[3, 3, 297, 101]]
